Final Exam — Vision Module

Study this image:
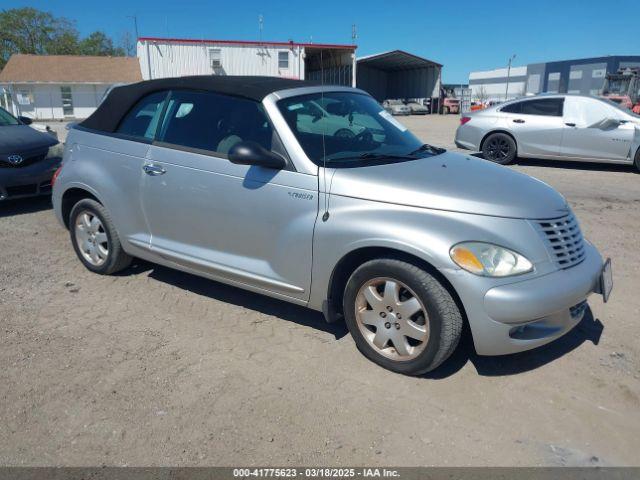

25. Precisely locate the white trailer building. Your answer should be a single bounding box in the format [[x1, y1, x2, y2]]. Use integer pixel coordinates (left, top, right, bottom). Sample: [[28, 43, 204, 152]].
[[137, 37, 357, 86]]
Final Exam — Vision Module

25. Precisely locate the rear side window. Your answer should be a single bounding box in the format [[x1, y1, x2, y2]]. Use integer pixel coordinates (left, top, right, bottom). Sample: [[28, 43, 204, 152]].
[[503, 98, 564, 117], [157, 90, 274, 156], [501, 102, 522, 114], [116, 91, 168, 140]]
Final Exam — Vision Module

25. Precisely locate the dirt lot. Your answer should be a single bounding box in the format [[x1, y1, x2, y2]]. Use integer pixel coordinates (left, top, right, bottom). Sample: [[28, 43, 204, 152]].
[[1, 115, 639, 467]]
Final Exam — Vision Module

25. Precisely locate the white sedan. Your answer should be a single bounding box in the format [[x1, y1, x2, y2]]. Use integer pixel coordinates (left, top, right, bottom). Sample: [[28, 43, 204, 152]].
[[455, 94, 640, 171]]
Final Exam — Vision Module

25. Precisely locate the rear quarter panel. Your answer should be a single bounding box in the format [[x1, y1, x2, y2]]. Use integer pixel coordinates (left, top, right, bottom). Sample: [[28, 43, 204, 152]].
[[53, 129, 150, 249]]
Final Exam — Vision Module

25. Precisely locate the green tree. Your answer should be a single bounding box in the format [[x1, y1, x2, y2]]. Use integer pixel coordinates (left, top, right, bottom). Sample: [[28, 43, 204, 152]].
[[0, 7, 80, 68], [79, 31, 124, 56], [0, 8, 126, 70], [48, 30, 80, 55]]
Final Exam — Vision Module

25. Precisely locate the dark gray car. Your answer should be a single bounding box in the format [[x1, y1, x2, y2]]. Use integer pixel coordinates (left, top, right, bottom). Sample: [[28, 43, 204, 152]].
[[0, 107, 62, 201]]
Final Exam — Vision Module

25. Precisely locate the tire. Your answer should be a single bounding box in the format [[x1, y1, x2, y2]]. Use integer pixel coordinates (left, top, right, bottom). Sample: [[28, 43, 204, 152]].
[[69, 198, 132, 275], [443, 106, 450, 115], [334, 128, 355, 139], [634, 147, 640, 173], [343, 259, 463, 375], [482, 132, 517, 165]]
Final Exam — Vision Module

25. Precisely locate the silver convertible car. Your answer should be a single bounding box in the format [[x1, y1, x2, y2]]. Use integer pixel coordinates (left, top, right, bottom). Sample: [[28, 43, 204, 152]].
[[455, 94, 640, 170], [52, 77, 612, 375]]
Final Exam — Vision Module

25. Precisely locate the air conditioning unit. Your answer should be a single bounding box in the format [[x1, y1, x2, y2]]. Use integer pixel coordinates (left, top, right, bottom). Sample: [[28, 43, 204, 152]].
[[209, 48, 222, 69]]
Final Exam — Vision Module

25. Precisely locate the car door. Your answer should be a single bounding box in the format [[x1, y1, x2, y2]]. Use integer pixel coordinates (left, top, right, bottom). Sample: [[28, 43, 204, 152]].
[[140, 89, 318, 302], [499, 98, 565, 157], [561, 96, 635, 161], [92, 90, 168, 249]]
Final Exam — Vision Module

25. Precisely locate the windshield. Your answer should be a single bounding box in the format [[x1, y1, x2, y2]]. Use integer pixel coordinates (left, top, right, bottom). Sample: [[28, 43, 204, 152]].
[[0, 107, 20, 126], [597, 97, 640, 119], [277, 92, 439, 166]]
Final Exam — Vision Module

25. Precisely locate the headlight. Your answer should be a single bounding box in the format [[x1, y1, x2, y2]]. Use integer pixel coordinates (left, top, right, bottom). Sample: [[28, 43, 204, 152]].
[[450, 242, 533, 277], [46, 143, 63, 159]]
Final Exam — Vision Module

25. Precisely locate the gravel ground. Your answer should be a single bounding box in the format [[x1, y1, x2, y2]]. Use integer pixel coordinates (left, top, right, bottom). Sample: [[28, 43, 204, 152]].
[[1, 115, 639, 467]]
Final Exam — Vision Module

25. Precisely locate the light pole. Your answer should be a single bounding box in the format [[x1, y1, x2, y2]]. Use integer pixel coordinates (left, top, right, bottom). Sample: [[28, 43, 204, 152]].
[[127, 15, 139, 41], [505, 54, 516, 101]]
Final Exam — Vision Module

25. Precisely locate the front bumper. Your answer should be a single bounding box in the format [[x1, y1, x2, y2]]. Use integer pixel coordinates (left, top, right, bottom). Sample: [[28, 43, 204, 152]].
[[450, 242, 604, 356], [0, 156, 61, 201]]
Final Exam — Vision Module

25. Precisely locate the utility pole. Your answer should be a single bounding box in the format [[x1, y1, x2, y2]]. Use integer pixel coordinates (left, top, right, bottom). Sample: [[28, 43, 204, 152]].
[[351, 24, 357, 45], [505, 54, 516, 101], [258, 14, 264, 43], [127, 15, 139, 40]]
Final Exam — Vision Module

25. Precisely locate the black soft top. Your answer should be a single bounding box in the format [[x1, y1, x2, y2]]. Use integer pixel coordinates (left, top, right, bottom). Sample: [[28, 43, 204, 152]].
[[81, 75, 319, 133]]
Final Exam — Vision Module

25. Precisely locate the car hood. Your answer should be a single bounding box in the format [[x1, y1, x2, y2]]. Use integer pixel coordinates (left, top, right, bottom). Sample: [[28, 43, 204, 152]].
[[0, 125, 58, 155], [329, 151, 569, 219]]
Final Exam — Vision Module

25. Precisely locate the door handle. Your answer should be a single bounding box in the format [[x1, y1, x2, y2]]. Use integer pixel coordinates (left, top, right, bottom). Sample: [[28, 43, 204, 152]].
[[513, 119, 525, 124], [565, 122, 576, 127], [143, 164, 166, 176]]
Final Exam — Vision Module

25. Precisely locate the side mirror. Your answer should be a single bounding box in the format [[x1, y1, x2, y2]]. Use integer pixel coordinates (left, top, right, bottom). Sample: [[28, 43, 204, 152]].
[[597, 118, 622, 130], [18, 116, 33, 125], [228, 141, 286, 169]]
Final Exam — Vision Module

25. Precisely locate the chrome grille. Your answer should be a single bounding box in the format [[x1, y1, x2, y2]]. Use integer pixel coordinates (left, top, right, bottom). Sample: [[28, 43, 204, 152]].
[[534, 214, 585, 269]]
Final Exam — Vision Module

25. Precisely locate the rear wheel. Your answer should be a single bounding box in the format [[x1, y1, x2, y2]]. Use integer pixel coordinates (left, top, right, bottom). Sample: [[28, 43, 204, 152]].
[[69, 199, 132, 275], [343, 259, 463, 375], [482, 132, 517, 165], [634, 147, 640, 173]]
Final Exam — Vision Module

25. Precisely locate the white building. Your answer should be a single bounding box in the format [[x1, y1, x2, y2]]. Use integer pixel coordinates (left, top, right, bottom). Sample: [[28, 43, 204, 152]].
[[468, 65, 528, 103], [0, 54, 142, 120], [137, 37, 357, 86]]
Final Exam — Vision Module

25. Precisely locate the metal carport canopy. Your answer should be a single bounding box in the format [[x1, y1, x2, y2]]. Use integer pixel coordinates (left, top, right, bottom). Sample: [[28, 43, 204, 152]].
[[357, 50, 442, 70], [356, 50, 442, 102]]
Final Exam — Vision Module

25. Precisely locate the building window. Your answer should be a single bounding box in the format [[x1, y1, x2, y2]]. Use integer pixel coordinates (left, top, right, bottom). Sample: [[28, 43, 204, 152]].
[[548, 72, 561, 81], [526, 74, 541, 94], [569, 70, 583, 80], [16, 89, 33, 106], [209, 48, 222, 69], [60, 86, 74, 117], [278, 51, 289, 69], [592, 69, 606, 78]]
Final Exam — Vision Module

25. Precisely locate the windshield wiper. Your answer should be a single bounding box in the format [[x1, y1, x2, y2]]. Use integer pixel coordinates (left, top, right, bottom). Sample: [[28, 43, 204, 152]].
[[408, 143, 446, 156], [328, 152, 418, 162]]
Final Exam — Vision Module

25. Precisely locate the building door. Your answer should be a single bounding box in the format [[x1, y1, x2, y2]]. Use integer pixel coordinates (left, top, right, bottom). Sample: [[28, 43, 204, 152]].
[[60, 86, 74, 117]]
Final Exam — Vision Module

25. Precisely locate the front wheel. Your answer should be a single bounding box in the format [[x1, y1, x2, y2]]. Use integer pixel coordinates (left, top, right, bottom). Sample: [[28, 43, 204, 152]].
[[343, 259, 463, 375], [482, 132, 517, 165], [634, 147, 640, 173]]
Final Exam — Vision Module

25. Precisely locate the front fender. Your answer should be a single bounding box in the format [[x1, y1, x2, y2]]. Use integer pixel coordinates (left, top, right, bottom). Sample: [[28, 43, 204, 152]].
[[308, 194, 552, 312]]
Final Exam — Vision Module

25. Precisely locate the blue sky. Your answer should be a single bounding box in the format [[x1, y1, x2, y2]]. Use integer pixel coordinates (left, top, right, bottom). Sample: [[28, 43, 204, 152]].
[[3, 0, 639, 83]]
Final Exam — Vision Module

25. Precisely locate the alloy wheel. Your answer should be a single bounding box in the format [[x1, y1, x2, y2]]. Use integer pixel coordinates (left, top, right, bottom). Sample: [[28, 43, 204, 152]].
[[74, 211, 109, 266], [486, 137, 511, 160], [355, 277, 429, 361]]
